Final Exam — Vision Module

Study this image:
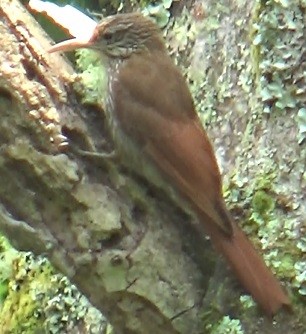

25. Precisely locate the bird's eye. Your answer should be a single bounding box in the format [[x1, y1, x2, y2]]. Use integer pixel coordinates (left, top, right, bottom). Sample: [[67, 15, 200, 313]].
[[103, 32, 113, 41]]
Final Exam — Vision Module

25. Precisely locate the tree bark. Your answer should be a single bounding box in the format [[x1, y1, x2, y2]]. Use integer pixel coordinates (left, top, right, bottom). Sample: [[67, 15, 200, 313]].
[[0, 1, 214, 333], [0, 1, 305, 334]]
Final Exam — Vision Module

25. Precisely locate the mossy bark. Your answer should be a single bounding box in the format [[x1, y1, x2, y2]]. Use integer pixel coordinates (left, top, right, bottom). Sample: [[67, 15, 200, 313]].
[[0, 1, 305, 334], [0, 1, 212, 333]]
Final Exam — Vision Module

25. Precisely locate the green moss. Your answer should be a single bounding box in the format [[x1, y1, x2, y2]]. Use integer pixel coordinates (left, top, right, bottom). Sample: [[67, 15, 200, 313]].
[[0, 251, 106, 333], [251, 190, 275, 217], [0, 254, 50, 333], [142, 0, 173, 27], [296, 108, 306, 143], [252, 0, 306, 141], [0, 236, 18, 304], [293, 236, 306, 297], [208, 315, 244, 334], [74, 49, 107, 105]]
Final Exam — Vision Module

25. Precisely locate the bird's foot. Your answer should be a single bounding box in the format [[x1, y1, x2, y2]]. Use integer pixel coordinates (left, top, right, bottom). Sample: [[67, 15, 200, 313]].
[[71, 146, 117, 160]]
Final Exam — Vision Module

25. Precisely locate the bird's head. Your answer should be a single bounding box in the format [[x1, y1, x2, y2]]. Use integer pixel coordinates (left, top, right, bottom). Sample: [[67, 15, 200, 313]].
[[49, 13, 164, 58]]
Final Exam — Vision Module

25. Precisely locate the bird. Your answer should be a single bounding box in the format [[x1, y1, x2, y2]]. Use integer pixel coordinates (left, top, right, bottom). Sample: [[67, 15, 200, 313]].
[[49, 12, 290, 316]]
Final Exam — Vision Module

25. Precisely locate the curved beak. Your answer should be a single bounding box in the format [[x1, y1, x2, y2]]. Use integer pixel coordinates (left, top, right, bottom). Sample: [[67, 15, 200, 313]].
[[48, 37, 93, 53]]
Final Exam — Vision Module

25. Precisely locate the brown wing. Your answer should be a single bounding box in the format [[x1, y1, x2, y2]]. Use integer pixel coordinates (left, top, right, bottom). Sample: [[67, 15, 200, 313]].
[[111, 50, 231, 233], [110, 49, 291, 315]]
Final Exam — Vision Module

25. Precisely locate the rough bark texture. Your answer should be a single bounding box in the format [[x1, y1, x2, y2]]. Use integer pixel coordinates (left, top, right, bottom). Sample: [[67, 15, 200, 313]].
[[0, 1, 214, 333], [0, 0, 305, 334]]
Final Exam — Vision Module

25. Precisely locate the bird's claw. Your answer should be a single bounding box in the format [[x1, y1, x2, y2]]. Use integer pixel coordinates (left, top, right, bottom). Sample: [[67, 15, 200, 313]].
[[71, 146, 116, 160]]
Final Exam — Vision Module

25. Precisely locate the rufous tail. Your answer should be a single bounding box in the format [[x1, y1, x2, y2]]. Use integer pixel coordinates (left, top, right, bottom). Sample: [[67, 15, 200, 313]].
[[204, 219, 291, 316]]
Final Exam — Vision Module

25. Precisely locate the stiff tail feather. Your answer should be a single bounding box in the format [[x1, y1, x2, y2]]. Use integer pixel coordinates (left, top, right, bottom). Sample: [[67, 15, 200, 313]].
[[205, 219, 290, 316]]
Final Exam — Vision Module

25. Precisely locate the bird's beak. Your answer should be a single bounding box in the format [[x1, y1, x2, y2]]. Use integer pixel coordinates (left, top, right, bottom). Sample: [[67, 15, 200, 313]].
[[48, 38, 93, 53]]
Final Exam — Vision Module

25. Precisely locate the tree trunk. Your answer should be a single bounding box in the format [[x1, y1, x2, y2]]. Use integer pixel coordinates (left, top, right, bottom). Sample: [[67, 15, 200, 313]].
[[0, 1, 304, 333], [0, 1, 215, 333]]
